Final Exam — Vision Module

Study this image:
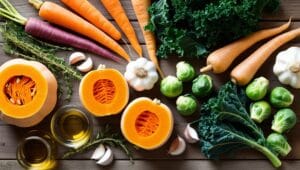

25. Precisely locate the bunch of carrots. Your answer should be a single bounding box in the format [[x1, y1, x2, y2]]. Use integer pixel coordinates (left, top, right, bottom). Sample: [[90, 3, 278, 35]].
[[25, 0, 163, 76]]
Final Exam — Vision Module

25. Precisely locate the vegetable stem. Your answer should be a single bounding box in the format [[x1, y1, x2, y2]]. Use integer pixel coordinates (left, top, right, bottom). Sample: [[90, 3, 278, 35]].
[[0, 0, 27, 25], [249, 140, 282, 168], [224, 128, 281, 168], [28, 0, 43, 10]]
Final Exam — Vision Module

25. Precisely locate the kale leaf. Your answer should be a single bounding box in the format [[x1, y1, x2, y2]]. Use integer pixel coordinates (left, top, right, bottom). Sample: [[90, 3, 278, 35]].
[[147, 0, 280, 58], [197, 82, 282, 168]]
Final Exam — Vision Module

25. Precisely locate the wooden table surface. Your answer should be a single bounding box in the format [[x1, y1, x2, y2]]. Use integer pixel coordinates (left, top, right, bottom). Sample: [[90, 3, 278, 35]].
[[0, 0, 300, 169]]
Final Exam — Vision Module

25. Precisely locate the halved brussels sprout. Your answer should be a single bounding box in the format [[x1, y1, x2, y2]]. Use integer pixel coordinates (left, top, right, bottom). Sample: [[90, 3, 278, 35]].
[[271, 108, 297, 133], [176, 61, 196, 82], [270, 87, 294, 108], [176, 95, 198, 116], [246, 76, 269, 101], [160, 76, 183, 98], [192, 74, 213, 98], [250, 101, 272, 123], [267, 133, 291, 157]]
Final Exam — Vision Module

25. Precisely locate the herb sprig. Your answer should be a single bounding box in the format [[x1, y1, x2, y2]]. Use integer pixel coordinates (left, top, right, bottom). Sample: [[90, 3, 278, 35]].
[[0, 21, 83, 100], [63, 125, 133, 163]]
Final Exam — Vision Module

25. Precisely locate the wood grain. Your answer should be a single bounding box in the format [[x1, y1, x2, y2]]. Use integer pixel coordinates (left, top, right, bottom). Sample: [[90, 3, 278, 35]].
[[1, 160, 300, 170]]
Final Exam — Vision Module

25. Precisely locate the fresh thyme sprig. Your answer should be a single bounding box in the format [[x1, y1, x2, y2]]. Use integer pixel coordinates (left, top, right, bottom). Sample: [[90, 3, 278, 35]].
[[0, 21, 83, 101], [63, 125, 133, 163]]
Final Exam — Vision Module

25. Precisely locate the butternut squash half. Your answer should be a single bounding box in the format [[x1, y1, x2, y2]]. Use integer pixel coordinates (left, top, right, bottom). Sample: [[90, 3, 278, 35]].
[[79, 65, 129, 116], [121, 97, 174, 150], [0, 59, 57, 127]]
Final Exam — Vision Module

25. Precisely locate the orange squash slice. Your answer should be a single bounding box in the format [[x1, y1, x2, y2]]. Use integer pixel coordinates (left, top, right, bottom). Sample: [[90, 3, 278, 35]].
[[79, 65, 129, 116], [121, 97, 174, 150], [0, 59, 57, 127]]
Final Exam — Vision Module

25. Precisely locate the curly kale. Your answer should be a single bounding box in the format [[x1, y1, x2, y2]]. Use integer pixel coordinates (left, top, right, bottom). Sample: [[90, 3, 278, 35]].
[[147, 0, 281, 58], [196, 82, 282, 168]]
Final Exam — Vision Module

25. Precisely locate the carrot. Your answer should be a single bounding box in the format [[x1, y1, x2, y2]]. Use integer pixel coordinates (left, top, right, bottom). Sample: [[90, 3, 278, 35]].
[[200, 19, 291, 74], [231, 26, 300, 86], [61, 0, 121, 41], [101, 0, 142, 57], [131, 0, 164, 77], [29, 0, 130, 62], [0, 0, 120, 62]]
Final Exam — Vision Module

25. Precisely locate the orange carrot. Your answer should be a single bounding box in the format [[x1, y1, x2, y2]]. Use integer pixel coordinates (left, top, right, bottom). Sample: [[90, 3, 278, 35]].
[[101, 0, 142, 57], [200, 19, 291, 74], [131, 0, 164, 77], [61, 0, 121, 40], [29, 0, 130, 62], [231, 27, 300, 86]]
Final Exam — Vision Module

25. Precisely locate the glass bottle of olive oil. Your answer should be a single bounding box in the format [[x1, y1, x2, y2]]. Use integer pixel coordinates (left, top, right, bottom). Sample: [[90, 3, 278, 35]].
[[51, 106, 93, 149], [17, 130, 57, 170]]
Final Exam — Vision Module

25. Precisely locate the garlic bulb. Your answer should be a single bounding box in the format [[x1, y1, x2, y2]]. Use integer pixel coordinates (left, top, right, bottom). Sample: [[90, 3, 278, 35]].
[[273, 47, 300, 89], [124, 58, 159, 91]]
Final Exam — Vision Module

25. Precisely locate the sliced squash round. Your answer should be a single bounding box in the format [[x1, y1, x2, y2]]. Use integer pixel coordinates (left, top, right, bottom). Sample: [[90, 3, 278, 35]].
[[0, 59, 57, 127], [121, 97, 174, 150], [79, 65, 129, 117]]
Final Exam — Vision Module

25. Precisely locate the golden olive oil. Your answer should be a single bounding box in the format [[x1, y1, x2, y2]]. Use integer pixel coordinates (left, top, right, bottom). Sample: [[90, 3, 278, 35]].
[[51, 107, 92, 148], [23, 139, 48, 164], [17, 131, 57, 170]]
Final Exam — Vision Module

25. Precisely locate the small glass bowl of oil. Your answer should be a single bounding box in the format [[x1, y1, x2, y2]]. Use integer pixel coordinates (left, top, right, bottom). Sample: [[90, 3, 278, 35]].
[[51, 105, 93, 149], [17, 130, 57, 170]]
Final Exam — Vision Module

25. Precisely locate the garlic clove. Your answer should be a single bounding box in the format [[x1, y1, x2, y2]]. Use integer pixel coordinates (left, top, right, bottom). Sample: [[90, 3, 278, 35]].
[[168, 136, 186, 156], [69, 52, 86, 65], [91, 144, 106, 160], [96, 146, 114, 166], [183, 124, 200, 144], [76, 57, 93, 72]]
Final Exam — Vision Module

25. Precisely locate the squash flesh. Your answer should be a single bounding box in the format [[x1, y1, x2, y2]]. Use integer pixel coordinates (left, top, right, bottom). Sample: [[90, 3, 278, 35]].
[[5, 76, 36, 105], [121, 97, 174, 150], [79, 68, 129, 116], [93, 79, 116, 104], [0, 59, 57, 127]]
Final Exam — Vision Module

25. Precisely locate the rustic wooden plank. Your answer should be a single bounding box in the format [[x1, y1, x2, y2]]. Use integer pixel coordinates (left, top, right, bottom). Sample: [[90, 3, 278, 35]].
[[1, 160, 300, 170], [5, 0, 300, 21]]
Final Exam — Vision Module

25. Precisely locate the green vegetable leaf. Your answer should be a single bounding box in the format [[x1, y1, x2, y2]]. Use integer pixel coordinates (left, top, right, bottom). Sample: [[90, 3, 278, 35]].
[[148, 0, 280, 58], [197, 82, 281, 168]]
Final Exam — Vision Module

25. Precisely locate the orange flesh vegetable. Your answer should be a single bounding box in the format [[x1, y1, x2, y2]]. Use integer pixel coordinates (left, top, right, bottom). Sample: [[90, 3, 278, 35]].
[[0, 59, 57, 127], [121, 97, 174, 150], [93, 79, 116, 104], [79, 66, 129, 117], [61, 0, 121, 40], [5, 76, 36, 105], [38, 1, 130, 61], [135, 111, 159, 137]]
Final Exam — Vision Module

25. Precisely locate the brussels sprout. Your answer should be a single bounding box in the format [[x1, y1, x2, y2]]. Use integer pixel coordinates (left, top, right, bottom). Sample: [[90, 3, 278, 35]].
[[267, 133, 291, 157], [192, 74, 213, 98], [246, 77, 269, 101], [176, 61, 196, 82], [160, 76, 183, 98], [250, 101, 272, 123], [270, 87, 294, 108], [176, 95, 198, 116], [271, 108, 297, 133]]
